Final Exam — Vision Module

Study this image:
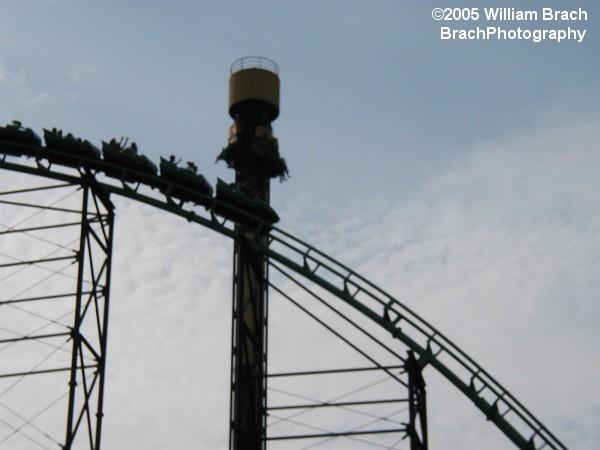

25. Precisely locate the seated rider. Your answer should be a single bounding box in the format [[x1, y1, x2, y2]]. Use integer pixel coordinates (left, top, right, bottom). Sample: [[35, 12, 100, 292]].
[[169, 154, 182, 166], [124, 142, 138, 153]]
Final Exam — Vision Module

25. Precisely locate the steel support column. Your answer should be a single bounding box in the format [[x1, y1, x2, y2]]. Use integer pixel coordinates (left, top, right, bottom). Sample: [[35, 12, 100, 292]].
[[407, 351, 428, 450], [64, 175, 115, 450], [229, 153, 272, 450], [230, 209, 270, 450]]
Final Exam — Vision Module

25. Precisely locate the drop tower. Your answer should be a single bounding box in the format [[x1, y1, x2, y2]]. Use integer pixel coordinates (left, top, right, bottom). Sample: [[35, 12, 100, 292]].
[[217, 57, 287, 450]]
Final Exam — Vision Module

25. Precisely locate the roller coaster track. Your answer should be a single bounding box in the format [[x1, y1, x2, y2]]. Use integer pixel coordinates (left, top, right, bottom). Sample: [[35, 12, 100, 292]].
[[0, 139, 568, 450]]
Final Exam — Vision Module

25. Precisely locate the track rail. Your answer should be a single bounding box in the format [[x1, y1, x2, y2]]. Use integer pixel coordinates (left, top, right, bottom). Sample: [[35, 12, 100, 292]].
[[0, 139, 568, 449]]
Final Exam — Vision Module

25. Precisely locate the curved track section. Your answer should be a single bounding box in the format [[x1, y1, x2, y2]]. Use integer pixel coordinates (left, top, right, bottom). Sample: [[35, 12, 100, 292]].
[[0, 139, 567, 449]]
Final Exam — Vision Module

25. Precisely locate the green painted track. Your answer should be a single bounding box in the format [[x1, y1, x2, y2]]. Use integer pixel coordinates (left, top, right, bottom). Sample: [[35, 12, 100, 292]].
[[0, 140, 568, 449]]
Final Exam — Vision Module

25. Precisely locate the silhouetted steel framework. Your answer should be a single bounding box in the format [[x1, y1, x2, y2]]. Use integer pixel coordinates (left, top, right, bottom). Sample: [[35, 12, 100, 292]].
[[64, 176, 114, 449], [0, 167, 114, 449], [0, 59, 569, 450]]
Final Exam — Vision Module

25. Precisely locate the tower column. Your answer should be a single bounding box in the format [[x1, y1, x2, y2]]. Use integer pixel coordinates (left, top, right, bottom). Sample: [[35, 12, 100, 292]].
[[218, 57, 287, 450]]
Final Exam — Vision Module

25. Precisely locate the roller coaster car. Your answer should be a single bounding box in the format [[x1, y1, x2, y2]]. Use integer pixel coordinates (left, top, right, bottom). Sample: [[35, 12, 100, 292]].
[[0, 121, 42, 155], [159, 157, 213, 204], [214, 178, 279, 225], [43, 129, 100, 167], [102, 140, 158, 181]]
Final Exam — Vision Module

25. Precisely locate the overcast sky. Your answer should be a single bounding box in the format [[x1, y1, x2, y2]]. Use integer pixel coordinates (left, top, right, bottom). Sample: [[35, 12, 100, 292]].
[[1, 1, 599, 449]]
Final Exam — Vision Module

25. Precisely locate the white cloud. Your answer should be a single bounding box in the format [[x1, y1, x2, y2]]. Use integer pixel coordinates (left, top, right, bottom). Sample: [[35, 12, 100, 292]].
[[101, 199, 233, 448], [0, 65, 58, 108], [278, 118, 600, 448], [0, 64, 83, 109], [0, 66, 27, 89], [67, 65, 96, 83], [24, 92, 57, 106]]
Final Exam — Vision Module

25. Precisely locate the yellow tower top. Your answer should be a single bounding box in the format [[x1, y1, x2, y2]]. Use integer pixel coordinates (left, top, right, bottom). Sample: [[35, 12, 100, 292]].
[[229, 57, 280, 121]]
